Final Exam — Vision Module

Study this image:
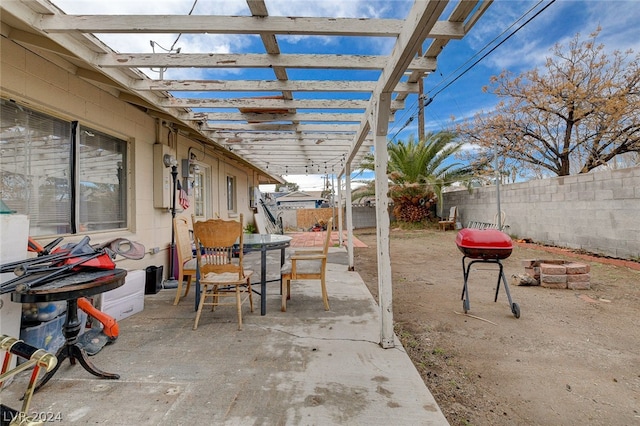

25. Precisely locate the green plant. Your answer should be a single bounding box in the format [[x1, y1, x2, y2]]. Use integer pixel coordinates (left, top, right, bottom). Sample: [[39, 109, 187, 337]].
[[244, 223, 257, 234], [432, 347, 445, 355], [354, 132, 478, 219]]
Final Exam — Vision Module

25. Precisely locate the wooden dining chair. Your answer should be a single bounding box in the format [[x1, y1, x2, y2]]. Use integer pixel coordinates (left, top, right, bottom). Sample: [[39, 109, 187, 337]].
[[192, 214, 253, 330], [280, 217, 332, 312], [172, 216, 197, 306]]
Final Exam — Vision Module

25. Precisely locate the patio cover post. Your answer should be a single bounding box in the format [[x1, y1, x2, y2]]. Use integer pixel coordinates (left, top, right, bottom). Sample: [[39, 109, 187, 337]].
[[344, 165, 354, 271], [373, 94, 394, 349], [338, 175, 344, 247], [336, 175, 343, 246]]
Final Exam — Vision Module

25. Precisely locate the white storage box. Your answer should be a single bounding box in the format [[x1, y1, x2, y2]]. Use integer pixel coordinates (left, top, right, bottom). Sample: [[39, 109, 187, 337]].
[[98, 269, 145, 322]]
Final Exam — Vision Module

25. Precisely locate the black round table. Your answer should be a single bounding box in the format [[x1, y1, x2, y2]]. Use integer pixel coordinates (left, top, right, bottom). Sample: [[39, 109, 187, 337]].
[[12, 268, 127, 392]]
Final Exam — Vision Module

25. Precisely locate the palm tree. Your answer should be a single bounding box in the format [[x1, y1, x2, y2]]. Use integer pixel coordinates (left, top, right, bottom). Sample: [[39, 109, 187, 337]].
[[354, 132, 476, 222]]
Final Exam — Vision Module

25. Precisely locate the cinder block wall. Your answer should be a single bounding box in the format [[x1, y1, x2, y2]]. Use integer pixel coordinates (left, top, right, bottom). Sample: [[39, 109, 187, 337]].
[[443, 166, 640, 260]]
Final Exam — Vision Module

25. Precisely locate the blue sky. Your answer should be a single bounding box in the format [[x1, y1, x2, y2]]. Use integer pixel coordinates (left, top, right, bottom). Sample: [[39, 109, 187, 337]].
[[53, 0, 640, 191]]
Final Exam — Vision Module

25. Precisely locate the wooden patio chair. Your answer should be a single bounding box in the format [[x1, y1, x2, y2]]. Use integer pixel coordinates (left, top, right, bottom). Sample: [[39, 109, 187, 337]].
[[439, 206, 457, 231], [281, 218, 332, 312], [172, 216, 197, 305], [192, 214, 253, 330]]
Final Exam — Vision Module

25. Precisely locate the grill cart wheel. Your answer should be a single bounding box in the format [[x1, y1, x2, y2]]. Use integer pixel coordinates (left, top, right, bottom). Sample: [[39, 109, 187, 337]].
[[511, 302, 520, 318]]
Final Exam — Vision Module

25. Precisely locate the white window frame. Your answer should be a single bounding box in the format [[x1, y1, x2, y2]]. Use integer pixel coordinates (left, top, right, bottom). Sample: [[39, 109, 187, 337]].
[[226, 175, 236, 214], [192, 163, 208, 219]]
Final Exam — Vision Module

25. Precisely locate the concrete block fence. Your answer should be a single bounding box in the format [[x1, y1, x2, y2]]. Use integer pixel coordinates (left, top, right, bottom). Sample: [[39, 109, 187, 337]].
[[442, 166, 640, 260]]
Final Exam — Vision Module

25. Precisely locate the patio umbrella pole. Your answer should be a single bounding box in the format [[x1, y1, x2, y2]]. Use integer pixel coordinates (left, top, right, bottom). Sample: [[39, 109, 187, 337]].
[[163, 165, 179, 289]]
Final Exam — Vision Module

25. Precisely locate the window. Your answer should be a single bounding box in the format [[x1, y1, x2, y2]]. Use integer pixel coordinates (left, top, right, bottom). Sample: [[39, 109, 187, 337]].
[[0, 99, 127, 236], [226, 175, 236, 212], [78, 127, 127, 232], [193, 167, 205, 218]]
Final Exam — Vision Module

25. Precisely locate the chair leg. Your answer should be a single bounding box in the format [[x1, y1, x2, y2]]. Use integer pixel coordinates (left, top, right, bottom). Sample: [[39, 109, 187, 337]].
[[183, 275, 192, 298], [173, 279, 184, 305], [193, 284, 208, 330], [247, 279, 254, 313], [281, 276, 290, 312], [211, 285, 219, 311], [173, 275, 193, 305], [235, 285, 243, 330], [320, 274, 330, 311]]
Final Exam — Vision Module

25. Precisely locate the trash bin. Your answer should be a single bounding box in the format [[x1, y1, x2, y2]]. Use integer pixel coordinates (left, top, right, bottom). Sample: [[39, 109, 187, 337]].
[[145, 265, 163, 295]]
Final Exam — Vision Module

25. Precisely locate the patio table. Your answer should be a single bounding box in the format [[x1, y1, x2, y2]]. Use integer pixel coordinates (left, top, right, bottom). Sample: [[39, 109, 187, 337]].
[[194, 234, 291, 316], [11, 268, 127, 392], [242, 234, 292, 315]]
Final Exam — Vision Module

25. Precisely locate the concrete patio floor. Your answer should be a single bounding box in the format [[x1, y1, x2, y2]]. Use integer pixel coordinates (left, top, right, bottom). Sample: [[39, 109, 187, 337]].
[[2, 244, 447, 425]]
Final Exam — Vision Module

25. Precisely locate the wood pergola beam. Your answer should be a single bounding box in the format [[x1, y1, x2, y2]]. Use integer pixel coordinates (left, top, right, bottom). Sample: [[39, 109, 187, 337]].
[[38, 15, 464, 39]]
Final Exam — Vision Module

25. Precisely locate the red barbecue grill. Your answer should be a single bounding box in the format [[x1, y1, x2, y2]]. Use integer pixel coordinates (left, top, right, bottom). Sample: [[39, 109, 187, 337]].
[[455, 228, 520, 318]]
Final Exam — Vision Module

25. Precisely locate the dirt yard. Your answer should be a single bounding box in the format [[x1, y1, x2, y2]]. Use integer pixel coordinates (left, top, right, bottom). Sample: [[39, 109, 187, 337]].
[[353, 226, 640, 426]]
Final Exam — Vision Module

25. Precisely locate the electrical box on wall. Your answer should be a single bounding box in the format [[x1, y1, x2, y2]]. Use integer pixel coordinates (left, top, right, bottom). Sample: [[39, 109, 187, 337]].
[[153, 144, 173, 209]]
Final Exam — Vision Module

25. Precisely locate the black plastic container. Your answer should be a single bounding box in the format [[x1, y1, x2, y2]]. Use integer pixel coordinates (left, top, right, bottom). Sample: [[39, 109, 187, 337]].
[[145, 265, 163, 294]]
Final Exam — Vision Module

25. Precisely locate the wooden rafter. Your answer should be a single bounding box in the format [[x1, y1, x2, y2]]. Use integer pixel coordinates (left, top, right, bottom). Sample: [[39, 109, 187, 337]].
[[0, 0, 492, 176]]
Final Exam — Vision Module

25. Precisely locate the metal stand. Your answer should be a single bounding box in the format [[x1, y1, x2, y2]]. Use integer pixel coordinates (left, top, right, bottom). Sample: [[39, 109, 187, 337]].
[[163, 165, 179, 289], [460, 256, 520, 318]]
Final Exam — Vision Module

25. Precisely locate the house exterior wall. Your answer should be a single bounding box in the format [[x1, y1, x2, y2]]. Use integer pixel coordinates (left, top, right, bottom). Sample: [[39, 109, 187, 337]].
[[0, 37, 261, 274], [442, 166, 640, 260]]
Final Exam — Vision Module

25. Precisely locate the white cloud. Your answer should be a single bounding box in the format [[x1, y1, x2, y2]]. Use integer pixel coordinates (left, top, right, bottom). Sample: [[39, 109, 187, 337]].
[[53, 0, 246, 15], [263, 0, 409, 19], [282, 174, 329, 191]]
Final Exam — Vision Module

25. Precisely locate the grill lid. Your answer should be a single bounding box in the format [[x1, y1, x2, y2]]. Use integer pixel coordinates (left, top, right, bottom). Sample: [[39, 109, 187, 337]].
[[455, 228, 513, 260]]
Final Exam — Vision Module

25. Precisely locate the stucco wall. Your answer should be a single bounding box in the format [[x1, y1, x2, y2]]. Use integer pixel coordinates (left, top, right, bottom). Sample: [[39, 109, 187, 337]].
[[1, 36, 162, 270], [442, 167, 640, 260], [1, 37, 261, 275]]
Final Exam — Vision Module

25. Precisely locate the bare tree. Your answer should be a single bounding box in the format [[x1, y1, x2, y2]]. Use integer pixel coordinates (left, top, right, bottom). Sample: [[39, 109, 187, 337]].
[[458, 28, 640, 177]]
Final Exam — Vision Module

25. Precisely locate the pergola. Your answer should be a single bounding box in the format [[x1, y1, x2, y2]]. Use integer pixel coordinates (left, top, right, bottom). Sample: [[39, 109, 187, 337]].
[[1, 0, 492, 347]]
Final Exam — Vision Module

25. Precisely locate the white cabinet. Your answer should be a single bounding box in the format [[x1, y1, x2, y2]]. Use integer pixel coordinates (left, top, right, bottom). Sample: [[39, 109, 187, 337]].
[[98, 269, 145, 322]]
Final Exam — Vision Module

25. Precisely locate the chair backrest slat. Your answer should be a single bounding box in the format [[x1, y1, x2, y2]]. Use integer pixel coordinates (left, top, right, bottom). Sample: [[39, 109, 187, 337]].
[[322, 217, 333, 256], [192, 214, 245, 278]]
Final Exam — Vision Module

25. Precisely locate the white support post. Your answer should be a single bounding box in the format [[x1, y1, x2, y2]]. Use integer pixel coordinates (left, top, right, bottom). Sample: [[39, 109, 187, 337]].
[[372, 94, 394, 349], [344, 164, 354, 271], [336, 174, 343, 247]]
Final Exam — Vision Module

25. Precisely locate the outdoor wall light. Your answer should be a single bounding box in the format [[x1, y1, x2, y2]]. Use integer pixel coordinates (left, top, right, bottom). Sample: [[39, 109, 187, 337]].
[[163, 153, 177, 168]]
